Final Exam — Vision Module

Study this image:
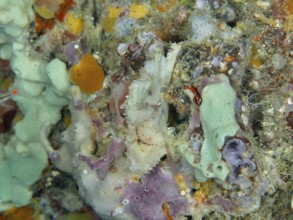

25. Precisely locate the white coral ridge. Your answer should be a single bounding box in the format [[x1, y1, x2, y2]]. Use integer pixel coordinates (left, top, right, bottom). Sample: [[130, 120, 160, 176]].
[[0, 0, 70, 211], [47, 44, 181, 219], [49, 86, 135, 219], [125, 43, 182, 173]]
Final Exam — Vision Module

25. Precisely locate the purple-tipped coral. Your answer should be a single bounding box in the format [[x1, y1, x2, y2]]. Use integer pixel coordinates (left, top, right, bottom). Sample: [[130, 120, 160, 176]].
[[122, 167, 187, 220], [223, 138, 256, 188]]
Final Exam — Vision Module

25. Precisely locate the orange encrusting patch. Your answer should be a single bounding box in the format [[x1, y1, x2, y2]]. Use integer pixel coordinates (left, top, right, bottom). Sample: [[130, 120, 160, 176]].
[[35, 14, 55, 33], [224, 55, 235, 63], [55, 0, 75, 22], [0, 206, 35, 220], [34, 0, 74, 33], [162, 203, 173, 220], [69, 53, 105, 94], [192, 180, 211, 207], [284, 0, 293, 14]]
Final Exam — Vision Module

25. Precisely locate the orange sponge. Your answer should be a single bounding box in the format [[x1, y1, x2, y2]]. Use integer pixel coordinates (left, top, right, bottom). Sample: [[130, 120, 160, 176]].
[[69, 53, 105, 94]]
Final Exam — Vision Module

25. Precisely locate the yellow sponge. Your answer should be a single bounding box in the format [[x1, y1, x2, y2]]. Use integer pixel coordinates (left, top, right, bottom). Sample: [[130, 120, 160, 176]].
[[65, 11, 84, 35]]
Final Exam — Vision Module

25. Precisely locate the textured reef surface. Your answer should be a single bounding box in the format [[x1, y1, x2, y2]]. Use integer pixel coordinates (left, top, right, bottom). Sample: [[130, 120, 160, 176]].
[[0, 0, 292, 219]]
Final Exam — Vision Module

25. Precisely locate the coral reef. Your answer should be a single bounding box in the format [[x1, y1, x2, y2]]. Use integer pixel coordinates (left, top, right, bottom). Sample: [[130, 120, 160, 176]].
[[0, 0, 292, 219]]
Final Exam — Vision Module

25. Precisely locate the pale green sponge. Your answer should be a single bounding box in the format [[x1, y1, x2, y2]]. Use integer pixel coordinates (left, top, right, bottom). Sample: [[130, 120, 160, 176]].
[[0, 0, 71, 211], [197, 75, 240, 181], [0, 140, 47, 210], [180, 74, 240, 183]]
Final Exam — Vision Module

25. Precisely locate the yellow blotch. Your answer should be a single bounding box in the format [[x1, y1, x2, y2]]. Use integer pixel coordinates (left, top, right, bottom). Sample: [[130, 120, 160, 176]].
[[284, 15, 293, 32], [193, 180, 211, 207], [236, 21, 246, 30], [175, 173, 187, 190], [250, 46, 263, 68], [64, 114, 71, 128], [132, 176, 140, 182], [108, 6, 125, 18], [101, 6, 124, 33], [0, 77, 13, 90], [151, 0, 178, 13], [284, 0, 293, 33], [65, 11, 84, 35], [129, 4, 148, 19], [102, 17, 116, 32], [57, 212, 93, 220], [34, 0, 64, 19], [70, 54, 105, 94], [35, 6, 55, 19], [12, 113, 24, 126]]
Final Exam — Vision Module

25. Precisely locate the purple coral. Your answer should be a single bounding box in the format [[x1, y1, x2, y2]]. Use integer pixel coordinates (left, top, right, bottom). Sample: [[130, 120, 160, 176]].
[[122, 167, 187, 220], [223, 138, 256, 188], [80, 136, 126, 179]]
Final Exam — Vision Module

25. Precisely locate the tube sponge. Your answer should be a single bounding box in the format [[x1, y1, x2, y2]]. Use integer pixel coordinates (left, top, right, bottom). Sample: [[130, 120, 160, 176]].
[[179, 74, 240, 184], [196, 74, 240, 182]]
